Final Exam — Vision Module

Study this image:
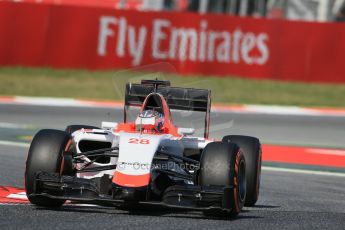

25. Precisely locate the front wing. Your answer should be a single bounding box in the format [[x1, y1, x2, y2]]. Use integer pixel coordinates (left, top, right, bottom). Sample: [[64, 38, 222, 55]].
[[30, 172, 235, 212]]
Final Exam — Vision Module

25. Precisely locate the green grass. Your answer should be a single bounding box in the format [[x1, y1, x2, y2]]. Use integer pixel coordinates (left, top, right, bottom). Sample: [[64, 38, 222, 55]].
[[1, 67, 345, 107]]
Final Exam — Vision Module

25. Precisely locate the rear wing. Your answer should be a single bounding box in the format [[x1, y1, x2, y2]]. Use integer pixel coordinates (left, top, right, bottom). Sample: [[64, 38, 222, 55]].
[[124, 80, 211, 138]]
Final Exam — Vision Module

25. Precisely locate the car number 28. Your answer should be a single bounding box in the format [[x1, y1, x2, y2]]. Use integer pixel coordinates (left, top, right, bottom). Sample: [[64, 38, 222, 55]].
[[128, 138, 150, 144]]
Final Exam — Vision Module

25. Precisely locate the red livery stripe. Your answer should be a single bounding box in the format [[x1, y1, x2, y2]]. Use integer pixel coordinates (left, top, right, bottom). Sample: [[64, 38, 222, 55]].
[[112, 171, 150, 187]]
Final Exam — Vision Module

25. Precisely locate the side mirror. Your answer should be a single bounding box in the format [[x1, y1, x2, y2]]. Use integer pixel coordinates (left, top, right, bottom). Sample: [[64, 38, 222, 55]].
[[178, 128, 195, 136], [101, 121, 118, 131]]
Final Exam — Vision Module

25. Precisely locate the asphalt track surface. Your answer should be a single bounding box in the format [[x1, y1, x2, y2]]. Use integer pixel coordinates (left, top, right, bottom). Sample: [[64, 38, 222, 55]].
[[0, 104, 344, 229]]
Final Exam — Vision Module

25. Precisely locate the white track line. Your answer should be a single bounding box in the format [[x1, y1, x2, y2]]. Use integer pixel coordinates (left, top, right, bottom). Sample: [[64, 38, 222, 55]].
[[15, 96, 86, 107], [263, 166, 345, 177], [0, 122, 33, 129], [306, 148, 345, 156], [6, 192, 27, 200], [0, 140, 30, 148]]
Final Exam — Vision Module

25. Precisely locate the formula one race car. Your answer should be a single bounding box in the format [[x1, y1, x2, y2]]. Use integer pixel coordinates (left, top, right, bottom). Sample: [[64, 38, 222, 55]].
[[25, 80, 262, 217]]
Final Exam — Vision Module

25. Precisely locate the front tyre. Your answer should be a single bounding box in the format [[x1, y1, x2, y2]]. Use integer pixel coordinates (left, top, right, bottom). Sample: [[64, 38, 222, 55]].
[[199, 142, 246, 217], [25, 129, 72, 207], [222, 135, 262, 206]]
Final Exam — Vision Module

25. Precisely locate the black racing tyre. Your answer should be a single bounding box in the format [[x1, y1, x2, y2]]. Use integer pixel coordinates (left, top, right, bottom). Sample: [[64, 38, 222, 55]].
[[222, 135, 262, 207], [65, 125, 100, 134], [199, 142, 246, 217], [25, 129, 73, 207]]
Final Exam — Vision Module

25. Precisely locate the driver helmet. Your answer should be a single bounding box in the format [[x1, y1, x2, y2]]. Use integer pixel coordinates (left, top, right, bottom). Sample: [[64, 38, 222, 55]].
[[135, 110, 164, 132]]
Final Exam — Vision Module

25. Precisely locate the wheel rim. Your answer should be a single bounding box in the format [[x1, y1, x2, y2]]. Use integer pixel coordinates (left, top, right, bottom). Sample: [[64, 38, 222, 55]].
[[238, 159, 246, 202]]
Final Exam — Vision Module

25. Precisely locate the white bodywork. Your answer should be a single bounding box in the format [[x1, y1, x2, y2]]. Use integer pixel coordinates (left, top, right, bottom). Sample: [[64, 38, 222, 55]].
[[116, 132, 169, 177], [71, 124, 213, 181]]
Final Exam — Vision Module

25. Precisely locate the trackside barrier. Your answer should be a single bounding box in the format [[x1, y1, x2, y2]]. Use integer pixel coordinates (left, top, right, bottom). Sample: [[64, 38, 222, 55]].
[[1, 2, 345, 83]]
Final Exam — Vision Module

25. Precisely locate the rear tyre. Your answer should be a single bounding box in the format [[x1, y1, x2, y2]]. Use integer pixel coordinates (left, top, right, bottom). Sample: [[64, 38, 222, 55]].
[[222, 135, 262, 207], [65, 125, 100, 135], [25, 129, 73, 207], [199, 142, 246, 217]]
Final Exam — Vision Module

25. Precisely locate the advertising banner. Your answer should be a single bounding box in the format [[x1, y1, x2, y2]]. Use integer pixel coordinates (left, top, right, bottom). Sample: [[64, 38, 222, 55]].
[[1, 2, 345, 83]]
